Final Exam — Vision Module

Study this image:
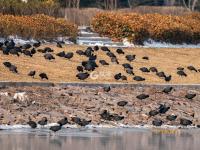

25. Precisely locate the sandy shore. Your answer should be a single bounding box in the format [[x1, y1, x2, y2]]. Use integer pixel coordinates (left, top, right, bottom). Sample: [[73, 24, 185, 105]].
[[0, 84, 200, 127]]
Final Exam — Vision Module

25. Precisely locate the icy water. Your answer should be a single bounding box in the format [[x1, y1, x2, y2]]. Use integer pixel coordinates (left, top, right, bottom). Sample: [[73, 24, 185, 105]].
[[0, 128, 200, 150]]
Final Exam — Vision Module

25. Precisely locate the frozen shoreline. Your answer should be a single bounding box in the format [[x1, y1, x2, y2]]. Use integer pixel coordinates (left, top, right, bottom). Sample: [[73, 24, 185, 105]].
[[1, 36, 200, 48], [0, 123, 197, 130]]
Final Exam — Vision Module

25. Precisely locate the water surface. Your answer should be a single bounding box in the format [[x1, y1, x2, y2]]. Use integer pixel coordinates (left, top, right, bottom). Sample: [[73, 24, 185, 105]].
[[0, 128, 199, 150]]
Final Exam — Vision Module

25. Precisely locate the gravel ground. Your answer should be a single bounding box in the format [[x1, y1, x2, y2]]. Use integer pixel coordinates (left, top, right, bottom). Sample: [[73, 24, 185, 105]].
[[0, 84, 200, 127]]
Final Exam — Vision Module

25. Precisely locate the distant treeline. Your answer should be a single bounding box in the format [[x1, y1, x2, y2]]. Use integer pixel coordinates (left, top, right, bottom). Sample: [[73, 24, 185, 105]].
[[0, 0, 199, 18], [58, 0, 199, 11]]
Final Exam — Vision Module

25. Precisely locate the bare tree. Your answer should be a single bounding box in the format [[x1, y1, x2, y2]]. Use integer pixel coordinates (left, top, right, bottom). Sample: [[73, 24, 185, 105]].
[[182, 0, 199, 11], [165, 0, 176, 6], [65, 0, 80, 8], [104, 0, 118, 9]]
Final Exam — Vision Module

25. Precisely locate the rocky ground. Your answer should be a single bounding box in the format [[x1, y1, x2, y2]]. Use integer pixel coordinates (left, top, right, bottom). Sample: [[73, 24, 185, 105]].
[[0, 85, 200, 127]]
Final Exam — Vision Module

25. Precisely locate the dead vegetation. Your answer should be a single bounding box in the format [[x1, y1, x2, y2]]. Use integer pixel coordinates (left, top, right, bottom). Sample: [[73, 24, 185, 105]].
[[0, 44, 200, 84]]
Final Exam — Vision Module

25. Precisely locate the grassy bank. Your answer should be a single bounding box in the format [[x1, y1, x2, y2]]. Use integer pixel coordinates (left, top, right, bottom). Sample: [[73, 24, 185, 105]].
[[0, 44, 200, 84]]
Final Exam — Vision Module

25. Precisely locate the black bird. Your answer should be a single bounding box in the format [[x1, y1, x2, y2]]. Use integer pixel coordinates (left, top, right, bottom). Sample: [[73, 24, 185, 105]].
[[166, 115, 177, 121], [187, 66, 197, 72], [126, 68, 134, 75], [88, 54, 97, 61], [77, 66, 84, 72], [133, 76, 145, 81], [83, 61, 97, 71], [159, 104, 170, 114], [140, 67, 150, 73], [142, 56, 149, 60], [112, 114, 124, 121], [100, 110, 112, 121], [50, 125, 62, 132], [114, 73, 122, 80], [76, 72, 90, 80], [71, 117, 82, 125], [177, 70, 187, 77], [9, 65, 18, 73], [162, 86, 173, 94], [39, 73, 48, 80], [57, 117, 68, 126], [149, 67, 158, 73], [116, 48, 124, 54], [30, 48, 36, 55], [99, 60, 109, 66], [9, 49, 19, 56], [38, 117, 48, 126], [3, 62, 12, 68], [23, 50, 32, 57], [44, 47, 53, 53], [103, 86, 111, 92], [111, 57, 119, 64], [93, 45, 99, 51], [56, 51, 65, 57], [22, 43, 32, 49], [5, 40, 15, 49], [177, 67, 184, 71], [101, 46, 110, 52], [28, 71, 36, 78], [33, 41, 41, 48], [126, 55, 135, 62], [27, 118, 37, 129], [106, 51, 116, 58], [156, 72, 166, 78], [185, 93, 196, 100], [136, 94, 149, 100], [149, 110, 159, 116], [152, 119, 163, 126], [79, 119, 91, 126], [85, 47, 94, 57], [65, 52, 74, 59], [76, 50, 85, 55], [122, 63, 133, 70], [2, 47, 10, 55], [121, 75, 127, 81], [14, 47, 22, 53], [117, 101, 128, 107], [37, 49, 46, 53], [0, 42, 3, 47], [57, 42, 62, 48], [180, 118, 192, 126], [44, 53, 55, 60], [165, 75, 172, 82]]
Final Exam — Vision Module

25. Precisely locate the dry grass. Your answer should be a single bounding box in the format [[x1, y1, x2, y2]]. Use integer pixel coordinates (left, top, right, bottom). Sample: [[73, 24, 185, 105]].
[[0, 44, 200, 84]]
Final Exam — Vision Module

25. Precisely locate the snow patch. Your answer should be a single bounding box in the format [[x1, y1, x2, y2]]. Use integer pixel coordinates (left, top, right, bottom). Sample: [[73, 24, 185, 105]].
[[13, 92, 28, 102], [0, 123, 197, 130], [143, 39, 200, 48]]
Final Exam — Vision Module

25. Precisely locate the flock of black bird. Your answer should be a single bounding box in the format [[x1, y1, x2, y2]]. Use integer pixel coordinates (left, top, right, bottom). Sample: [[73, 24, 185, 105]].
[[0, 40, 200, 131], [1, 40, 200, 81], [25, 85, 199, 132]]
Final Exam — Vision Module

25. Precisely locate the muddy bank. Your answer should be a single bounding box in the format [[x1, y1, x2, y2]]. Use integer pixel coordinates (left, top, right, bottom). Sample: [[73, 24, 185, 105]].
[[0, 84, 200, 126]]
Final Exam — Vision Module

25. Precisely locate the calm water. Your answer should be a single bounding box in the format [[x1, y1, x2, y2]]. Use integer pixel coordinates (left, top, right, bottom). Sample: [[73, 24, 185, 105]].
[[0, 128, 199, 150]]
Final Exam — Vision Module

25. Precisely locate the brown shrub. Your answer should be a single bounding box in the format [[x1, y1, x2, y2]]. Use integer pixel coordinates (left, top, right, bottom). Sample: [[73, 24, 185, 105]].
[[91, 12, 200, 44], [0, 14, 78, 39]]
